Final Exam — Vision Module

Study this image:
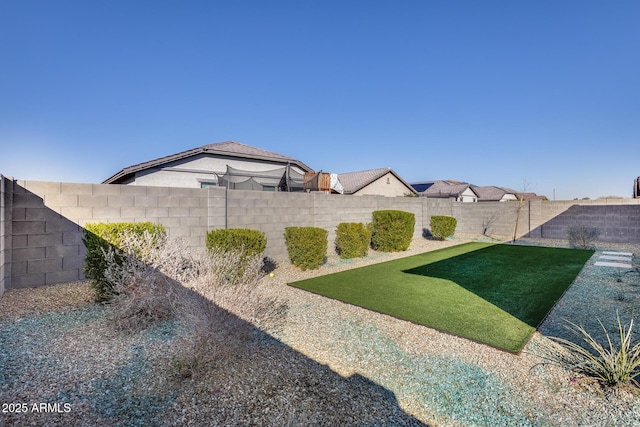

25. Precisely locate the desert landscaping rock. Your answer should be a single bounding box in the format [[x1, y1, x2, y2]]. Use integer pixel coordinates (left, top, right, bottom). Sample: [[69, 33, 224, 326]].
[[1, 235, 639, 426]]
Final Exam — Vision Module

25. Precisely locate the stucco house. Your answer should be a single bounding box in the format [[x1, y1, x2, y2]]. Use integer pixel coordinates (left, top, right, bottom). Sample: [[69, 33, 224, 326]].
[[338, 168, 416, 197], [103, 141, 314, 191], [413, 180, 479, 202], [472, 186, 519, 202]]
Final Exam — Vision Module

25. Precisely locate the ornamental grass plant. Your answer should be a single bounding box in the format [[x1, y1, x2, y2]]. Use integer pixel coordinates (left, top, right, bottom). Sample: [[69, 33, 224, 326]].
[[549, 312, 640, 387]]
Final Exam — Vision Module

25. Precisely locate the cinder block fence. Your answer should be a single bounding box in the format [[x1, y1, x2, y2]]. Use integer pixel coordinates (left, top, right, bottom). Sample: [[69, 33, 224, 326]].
[[1, 174, 639, 295]]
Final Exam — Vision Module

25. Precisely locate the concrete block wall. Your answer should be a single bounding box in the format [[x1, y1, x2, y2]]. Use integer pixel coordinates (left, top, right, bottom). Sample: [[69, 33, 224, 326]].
[[527, 198, 640, 241], [530, 202, 640, 243], [0, 176, 10, 296], [3, 175, 640, 292], [422, 198, 456, 227], [10, 180, 210, 289], [313, 194, 379, 249], [452, 201, 523, 237], [232, 193, 430, 259], [225, 190, 317, 259]]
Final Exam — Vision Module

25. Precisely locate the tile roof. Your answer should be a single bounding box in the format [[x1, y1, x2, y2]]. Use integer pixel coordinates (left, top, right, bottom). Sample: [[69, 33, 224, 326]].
[[416, 180, 547, 201], [337, 167, 415, 195], [471, 186, 514, 201], [422, 180, 474, 198], [103, 141, 313, 184]]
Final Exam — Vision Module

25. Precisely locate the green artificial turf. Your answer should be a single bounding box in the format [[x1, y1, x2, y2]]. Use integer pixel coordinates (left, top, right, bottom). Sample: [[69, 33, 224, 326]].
[[289, 242, 594, 352]]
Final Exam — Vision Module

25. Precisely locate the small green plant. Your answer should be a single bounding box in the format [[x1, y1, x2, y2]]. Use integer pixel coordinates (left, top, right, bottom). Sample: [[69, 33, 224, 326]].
[[567, 224, 600, 250], [83, 222, 167, 302], [205, 228, 266, 258], [335, 222, 371, 259], [549, 313, 640, 387], [284, 227, 328, 270], [370, 210, 415, 252], [429, 216, 457, 240]]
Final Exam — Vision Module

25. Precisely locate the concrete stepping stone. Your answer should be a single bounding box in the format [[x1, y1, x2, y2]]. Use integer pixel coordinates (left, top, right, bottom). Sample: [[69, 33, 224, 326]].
[[602, 251, 633, 257], [599, 255, 633, 262], [594, 261, 633, 268]]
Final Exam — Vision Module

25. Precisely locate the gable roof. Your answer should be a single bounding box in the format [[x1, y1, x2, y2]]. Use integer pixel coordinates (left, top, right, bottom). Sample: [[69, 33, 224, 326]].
[[421, 180, 477, 198], [471, 186, 516, 201], [103, 141, 314, 184], [472, 186, 548, 201], [337, 167, 416, 195]]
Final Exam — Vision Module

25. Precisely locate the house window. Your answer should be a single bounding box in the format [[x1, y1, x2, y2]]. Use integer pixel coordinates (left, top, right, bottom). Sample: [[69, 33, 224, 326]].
[[200, 182, 217, 188], [263, 186, 276, 192]]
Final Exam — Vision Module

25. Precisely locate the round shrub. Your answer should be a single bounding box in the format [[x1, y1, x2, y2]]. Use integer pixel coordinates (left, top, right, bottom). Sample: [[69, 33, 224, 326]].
[[371, 210, 415, 252], [335, 222, 371, 259], [430, 215, 457, 240], [284, 227, 328, 270], [83, 222, 167, 302], [206, 228, 267, 258]]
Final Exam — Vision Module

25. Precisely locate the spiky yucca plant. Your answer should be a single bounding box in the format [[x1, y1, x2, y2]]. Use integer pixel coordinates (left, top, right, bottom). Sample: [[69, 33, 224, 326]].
[[550, 313, 640, 387]]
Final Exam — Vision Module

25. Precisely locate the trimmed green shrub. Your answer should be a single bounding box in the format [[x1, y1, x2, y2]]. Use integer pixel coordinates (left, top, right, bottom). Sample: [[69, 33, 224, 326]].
[[206, 228, 267, 258], [83, 222, 167, 302], [371, 210, 415, 252], [284, 227, 328, 270], [335, 222, 371, 259], [430, 215, 457, 240]]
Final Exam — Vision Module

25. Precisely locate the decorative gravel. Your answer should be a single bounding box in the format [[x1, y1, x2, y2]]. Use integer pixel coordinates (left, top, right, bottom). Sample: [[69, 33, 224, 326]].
[[1, 235, 639, 426]]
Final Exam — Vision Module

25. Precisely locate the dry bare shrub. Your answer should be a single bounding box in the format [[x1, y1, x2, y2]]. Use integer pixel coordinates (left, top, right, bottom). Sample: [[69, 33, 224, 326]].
[[170, 248, 288, 378], [192, 248, 288, 334], [101, 232, 181, 331], [100, 230, 288, 378], [170, 289, 251, 379], [567, 224, 600, 250]]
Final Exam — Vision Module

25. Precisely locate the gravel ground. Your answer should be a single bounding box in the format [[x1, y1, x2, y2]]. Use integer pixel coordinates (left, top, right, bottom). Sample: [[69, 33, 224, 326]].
[[1, 235, 639, 426]]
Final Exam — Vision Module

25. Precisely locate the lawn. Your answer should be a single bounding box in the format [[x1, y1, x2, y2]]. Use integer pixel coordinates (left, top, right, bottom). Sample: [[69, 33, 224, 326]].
[[289, 242, 594, 352]]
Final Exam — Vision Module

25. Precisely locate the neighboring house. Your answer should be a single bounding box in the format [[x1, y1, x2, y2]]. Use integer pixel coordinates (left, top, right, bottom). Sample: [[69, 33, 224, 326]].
[[338, 168, 416, 197], [634, 177, 640, 198], [413, 180, 547, 202], [103, 141, 314, 191], [517, 192, 548, 201], [413, 180, 479, 202], [472, 186, 519, 202]]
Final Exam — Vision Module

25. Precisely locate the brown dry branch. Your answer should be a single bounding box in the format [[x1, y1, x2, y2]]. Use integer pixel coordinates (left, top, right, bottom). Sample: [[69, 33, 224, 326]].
[[99, 230, 289, 377], [191, 248, 289, 334]]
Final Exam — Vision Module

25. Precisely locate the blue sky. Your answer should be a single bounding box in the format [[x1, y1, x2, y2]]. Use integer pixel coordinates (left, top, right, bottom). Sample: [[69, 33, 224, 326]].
[[1, 1, 638, 200]]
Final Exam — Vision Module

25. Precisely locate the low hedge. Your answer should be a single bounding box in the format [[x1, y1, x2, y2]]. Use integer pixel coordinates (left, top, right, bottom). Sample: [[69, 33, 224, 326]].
[[430, 215, 457, 240], [205, 228, 267, 258], [335, 222, 371, 259], [83, 222, 167, 302], [284, 227, 328, 270], [370, 210, 415, 252]]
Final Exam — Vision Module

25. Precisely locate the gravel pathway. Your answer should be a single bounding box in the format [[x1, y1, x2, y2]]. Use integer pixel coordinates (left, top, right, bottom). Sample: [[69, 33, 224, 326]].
[[1, 235, 639, 426]]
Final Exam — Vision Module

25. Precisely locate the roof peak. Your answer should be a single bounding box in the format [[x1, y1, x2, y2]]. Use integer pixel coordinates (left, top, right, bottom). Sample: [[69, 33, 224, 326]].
[[103, 140, 313, 184]]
